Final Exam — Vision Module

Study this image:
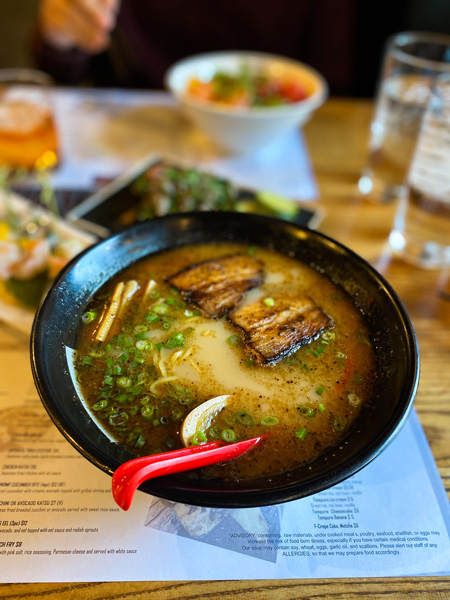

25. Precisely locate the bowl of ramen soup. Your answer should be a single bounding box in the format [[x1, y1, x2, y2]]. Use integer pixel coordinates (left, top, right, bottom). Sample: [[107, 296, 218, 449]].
[[31, 212, 419, 508], [165, 51, 328, 154]]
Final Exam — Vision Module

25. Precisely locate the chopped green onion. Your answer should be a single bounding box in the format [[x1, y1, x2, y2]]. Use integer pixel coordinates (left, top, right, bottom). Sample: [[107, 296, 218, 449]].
[[208, 426, 221, 439], [318, 403, 326, 413], [236, 411, 254, 426], [313, 345, 325, 358], [261, 416, 278, 426], [171, 407, 184, 421], [127, 429, 146, 448], [226, 334, 241, 347], [134, 324, 148, 334], [333, 416, 347, 431], [117, 376, 132, 388], [92, 399, 108, 411], [141, 405, 156, 421], [315, 385, 325, 396], [100, 405, 118, 419], [296, 427, 308, 440], [81, 311, 97, 324], [263, 297, 275, 307], [118, 352, 129, 364], [321, 331, 335, 344], [152, 304, 168, 315], [245, 358, 254, 367], [164, 332, 185, 349], [168, 385, 194, 405], [347, 392, 362, 407], [191, 430, 207, 446], [145, 312, 159, 324], [135, 339, 151, 350], [221, 429, 237, 443], [225, 413, 236, 426], [109, 411, 128, 427], [103, 375, 114, 386], [297, 404, 316, 418]]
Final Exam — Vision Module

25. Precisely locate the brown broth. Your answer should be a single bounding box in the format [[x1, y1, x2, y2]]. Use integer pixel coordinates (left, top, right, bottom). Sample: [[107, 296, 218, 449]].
[[75, 243, 376, 481]]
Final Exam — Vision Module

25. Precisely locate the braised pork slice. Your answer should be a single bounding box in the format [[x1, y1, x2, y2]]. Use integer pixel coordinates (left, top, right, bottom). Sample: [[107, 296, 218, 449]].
[[166, 254, 264, 318], [228, 294, 334, 365]]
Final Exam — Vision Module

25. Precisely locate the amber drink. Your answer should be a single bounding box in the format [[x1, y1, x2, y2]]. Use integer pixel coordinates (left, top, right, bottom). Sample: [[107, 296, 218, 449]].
[[0, 70, 59, 171]]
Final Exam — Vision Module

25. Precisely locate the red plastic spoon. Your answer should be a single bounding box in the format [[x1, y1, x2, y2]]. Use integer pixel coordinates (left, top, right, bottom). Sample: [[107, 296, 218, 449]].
[[112, 436, 264, 511]]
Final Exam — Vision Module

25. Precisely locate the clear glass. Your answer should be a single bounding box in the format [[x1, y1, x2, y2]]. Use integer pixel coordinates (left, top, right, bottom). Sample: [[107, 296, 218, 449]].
[[389, 75, 450, 268], [0, 68, 59, 171], [358, 31, 450, 204]]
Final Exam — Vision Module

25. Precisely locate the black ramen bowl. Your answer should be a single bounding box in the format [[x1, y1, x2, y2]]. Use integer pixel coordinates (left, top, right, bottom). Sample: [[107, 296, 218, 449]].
[[31, 212, 419, 508]]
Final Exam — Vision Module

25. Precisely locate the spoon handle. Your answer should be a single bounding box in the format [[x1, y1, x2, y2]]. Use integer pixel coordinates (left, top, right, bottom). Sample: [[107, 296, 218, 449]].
[[112, 436, 264, 510]]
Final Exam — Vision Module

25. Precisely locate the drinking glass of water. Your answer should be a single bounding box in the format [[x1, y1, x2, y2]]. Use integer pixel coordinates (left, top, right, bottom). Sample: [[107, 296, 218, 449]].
[[359, 31, 450, 204], [389, 74, 450, 269]]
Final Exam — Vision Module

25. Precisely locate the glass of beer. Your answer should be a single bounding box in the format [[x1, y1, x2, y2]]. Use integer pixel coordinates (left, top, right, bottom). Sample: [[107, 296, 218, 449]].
[[0, 69, 59, 172], [358, 31, 450, 204], [389, 74, 450, 268]]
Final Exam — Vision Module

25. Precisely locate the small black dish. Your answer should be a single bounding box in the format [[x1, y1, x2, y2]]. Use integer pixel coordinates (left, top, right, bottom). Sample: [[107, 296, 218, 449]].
[[31, 212, 419, 508], [65, 155, 323, 238]]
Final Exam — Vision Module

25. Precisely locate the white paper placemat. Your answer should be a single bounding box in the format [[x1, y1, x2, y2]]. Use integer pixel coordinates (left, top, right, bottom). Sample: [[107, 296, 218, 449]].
[[0, 328, 449, 583]]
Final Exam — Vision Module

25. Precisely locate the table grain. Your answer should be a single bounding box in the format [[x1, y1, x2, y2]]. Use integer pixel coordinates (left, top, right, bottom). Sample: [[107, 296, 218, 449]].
[[1, 97, 449, 599]]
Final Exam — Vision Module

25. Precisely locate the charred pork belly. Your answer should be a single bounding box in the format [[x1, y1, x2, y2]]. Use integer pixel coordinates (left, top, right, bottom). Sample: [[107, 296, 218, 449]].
[[228, 294, 334, 365], [166, 254, 264, 318]]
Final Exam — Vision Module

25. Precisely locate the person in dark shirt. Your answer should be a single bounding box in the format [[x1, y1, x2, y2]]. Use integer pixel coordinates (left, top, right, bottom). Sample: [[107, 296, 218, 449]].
[[33, 0, 357, 95]]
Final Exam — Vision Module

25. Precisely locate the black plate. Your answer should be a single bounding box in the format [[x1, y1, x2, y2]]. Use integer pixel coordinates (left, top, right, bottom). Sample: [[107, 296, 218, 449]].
[[66, 156, 324, 238], [31, 212, 419, 508]]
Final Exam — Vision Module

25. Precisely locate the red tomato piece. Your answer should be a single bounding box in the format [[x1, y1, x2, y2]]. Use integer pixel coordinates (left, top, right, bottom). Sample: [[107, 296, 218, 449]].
[[279, 80, 308, 103]]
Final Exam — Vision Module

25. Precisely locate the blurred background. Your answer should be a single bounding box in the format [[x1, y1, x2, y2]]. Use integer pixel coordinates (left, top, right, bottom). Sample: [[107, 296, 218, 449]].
[[0, 0, 449, 97]]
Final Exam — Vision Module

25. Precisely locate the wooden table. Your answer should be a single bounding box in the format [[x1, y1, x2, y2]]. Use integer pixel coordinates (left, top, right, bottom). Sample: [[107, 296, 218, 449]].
[[2, 98, 450, 599]]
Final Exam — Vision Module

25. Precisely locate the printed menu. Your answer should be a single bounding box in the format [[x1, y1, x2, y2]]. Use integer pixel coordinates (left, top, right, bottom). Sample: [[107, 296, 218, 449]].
[[0, 324, 449, 583]]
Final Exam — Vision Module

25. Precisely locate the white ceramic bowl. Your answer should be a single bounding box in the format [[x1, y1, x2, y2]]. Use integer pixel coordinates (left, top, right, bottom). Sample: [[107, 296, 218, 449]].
[[165, 51, 328, 154]]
